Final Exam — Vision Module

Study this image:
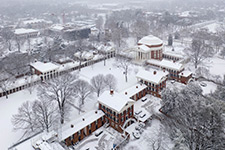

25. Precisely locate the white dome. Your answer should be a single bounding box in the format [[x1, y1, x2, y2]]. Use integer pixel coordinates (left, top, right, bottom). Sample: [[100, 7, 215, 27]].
[[138, 35, 163, 46]]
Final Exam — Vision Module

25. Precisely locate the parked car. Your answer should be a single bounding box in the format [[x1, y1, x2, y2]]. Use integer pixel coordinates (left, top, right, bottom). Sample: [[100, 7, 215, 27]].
[[200, 82, 207, 87], [135, 126, 141, 131], [140, 114, 146, 118], [141, 97, 147, 102], [135, 110, 142, 115], [95, 130, 103, 137], [132, 131, 140, 139], [171, 79, 175, 84]]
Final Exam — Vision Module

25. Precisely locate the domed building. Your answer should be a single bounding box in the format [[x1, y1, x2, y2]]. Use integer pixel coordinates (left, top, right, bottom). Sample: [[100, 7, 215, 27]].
[[135, 35, 163, 61]]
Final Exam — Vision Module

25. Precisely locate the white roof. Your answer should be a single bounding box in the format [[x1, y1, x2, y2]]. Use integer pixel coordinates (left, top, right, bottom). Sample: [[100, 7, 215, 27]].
[[147, 59, 184, 71], [30, 61, 59, 73], [15, 28, 39, 35], [179, 70, 192, 77], [50, 24, 64, 31], [163, 51, 184, 59], [23, 19, 46, 25], [138, 35, 163, 46], [136, 69, 168, 84], [98, 91, 135, 113], [121, 83, 147, 98], [61, 110, 104, 141]]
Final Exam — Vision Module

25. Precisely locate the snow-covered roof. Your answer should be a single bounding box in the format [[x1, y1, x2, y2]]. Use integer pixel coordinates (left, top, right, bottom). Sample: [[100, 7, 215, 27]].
[[121, 83, 147, 98], [138, 35, 163, 47], [30, 61, 59, 73], [163, 51, 184, 59], [179, 70, 192, 77], [136, 69, 168, 84], [23, 19, 47, 25], [147, 59, 184, 71], [0, 75, 40, 93], [60, 110, 104, 141], [50, 24, 64, 31], [58, 61, 80, 72], [201, 22, 223, 34], [98, 91, 135, 113], [15, 28, 39, 35]]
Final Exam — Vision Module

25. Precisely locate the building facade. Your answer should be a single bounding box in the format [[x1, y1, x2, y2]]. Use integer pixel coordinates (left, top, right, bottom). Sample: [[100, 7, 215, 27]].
[[98, 90, 135, 132]]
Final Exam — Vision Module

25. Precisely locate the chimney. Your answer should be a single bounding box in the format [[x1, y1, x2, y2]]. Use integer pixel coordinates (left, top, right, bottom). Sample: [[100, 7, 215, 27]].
[[83, 118, 85, 121], [71, 124, 74, 128], [110, 89, 114, 95], [154, 71, 157, 75], [136, 86, 138, 88], [95, 111, 98, 114], [125, 92, 127, 95]]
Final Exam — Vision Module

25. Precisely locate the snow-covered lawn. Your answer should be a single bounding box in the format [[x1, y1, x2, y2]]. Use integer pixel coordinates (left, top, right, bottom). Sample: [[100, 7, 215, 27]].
[[78, 58, 141, 92], [0, 89, 38, 150]]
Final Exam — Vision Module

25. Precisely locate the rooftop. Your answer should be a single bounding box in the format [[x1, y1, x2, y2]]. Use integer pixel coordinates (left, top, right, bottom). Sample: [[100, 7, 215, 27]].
[[61, 110, 104, 141], [138, 35, 163, 47], [121, 83, 147, 98], [179, 70, 192, 77], [30, 61, 59, 73], [136, 69, 168, 84], [15, 28, 39, 35], [147, 59, 184, 71], [98, 91, 135, 113]]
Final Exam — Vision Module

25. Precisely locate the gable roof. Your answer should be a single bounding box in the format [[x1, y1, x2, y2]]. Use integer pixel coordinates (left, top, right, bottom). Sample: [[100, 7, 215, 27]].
[[136, 69, 168, 84], [98, 91, 134, 113]]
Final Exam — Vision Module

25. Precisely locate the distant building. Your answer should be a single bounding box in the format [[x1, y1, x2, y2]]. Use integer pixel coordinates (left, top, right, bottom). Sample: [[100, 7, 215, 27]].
[[136, 70, 168, 98], [98, 90, 135, 133], [14, 28, 39, 38], [48, 24, 91, 40], [21, 18, 52, 29]]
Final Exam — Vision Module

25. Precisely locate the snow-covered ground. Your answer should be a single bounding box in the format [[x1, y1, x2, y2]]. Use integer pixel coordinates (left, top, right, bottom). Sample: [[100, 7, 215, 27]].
[[0, 50, 224, 149], [0, 58, 144, 149]]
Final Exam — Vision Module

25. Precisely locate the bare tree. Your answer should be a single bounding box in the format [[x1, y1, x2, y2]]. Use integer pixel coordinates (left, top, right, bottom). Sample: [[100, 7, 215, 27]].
[[0, 27, 14, 51], [90, 74, 105, 97], [38, 73, 77, 124], [104, 74, 117, 90], [115, 57, 131, 82], [12, 101, 37, 134], [219, 47, 225, 59], [186, 39, 214, 69], [131, 19, 150, 42], [32, 99, 58, 132], [15, 36, 25, 52], [95, 16, 104, 41], [74, 79, 92, 105]]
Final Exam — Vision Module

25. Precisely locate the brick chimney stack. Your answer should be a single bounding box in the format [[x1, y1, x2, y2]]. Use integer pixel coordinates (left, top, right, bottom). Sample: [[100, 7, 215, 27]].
[[154, 71, 157, 75], [110, 89, 114, 95]]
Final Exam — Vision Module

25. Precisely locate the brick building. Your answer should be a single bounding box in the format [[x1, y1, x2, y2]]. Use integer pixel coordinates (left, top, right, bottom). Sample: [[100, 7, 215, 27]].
[[135, 35, 163, 61], [136, 70, 168, 98], [98, 90, 135, 133], [147, 59, 184, 81], [61, 110, 105, 146]]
